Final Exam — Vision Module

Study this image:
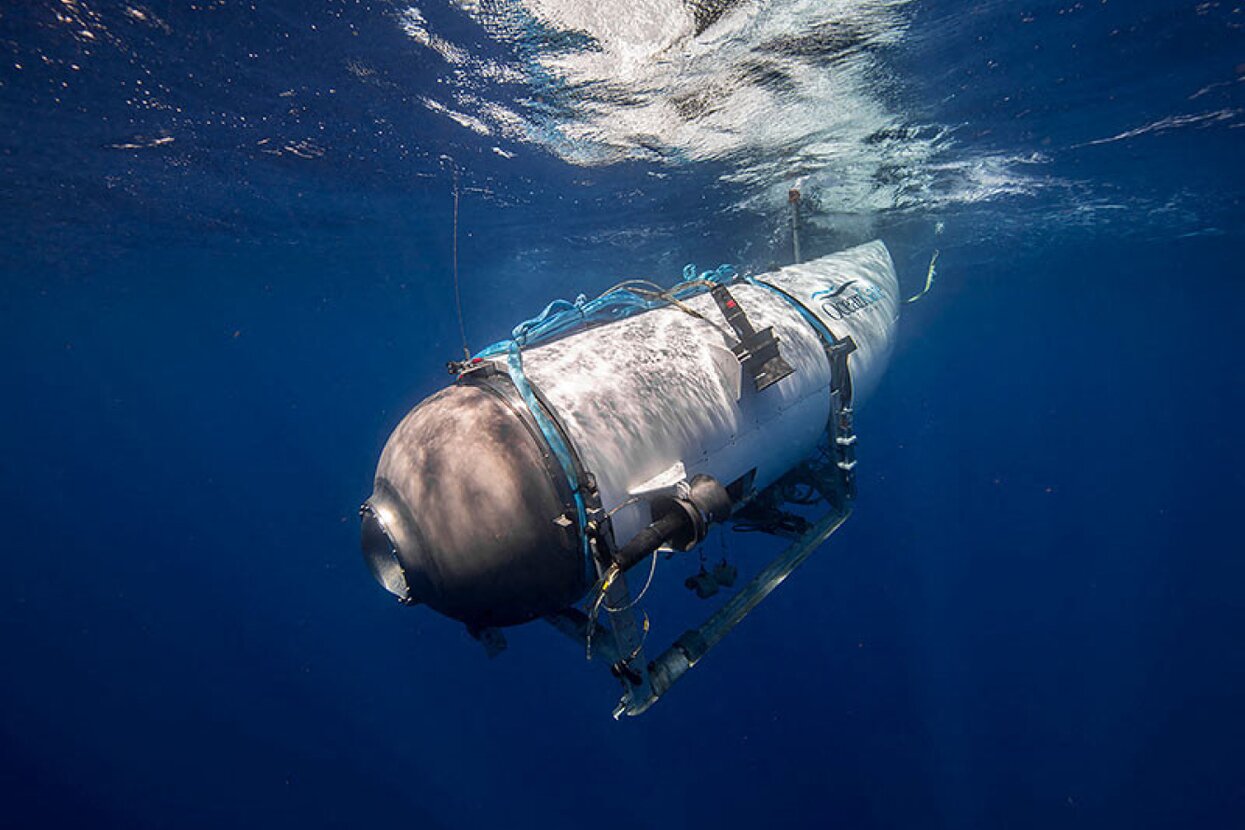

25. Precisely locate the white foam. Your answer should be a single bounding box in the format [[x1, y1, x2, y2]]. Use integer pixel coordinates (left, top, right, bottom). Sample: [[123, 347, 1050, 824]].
[[397, 1, 1052, 218]]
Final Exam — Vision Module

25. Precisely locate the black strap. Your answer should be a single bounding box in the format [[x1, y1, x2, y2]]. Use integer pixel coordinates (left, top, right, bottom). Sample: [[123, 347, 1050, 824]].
[[826, 336, 856, 407], [709, 284, 795, 392]]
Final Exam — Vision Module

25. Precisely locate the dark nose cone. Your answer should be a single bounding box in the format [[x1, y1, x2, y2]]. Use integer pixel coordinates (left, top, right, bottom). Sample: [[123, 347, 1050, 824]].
[[361, 383, 589, 627]]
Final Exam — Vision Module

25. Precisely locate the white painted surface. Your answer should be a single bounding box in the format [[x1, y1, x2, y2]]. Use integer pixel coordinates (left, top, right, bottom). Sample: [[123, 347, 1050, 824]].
[[513, 240, 899, 546]]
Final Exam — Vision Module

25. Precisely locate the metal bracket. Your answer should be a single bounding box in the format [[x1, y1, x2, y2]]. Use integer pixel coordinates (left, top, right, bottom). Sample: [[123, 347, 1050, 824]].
[[447, 356, 495, 377], [825, 337, 858, 503], [710, 284, 795, 392]]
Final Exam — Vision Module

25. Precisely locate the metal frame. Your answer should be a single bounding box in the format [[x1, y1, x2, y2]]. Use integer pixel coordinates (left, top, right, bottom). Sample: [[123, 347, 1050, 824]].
[[540, 271, 869, 718], [548, 377, 858, 718]]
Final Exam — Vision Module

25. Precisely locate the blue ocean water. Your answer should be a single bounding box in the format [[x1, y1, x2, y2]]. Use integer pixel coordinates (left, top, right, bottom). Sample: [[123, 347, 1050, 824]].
[[2, 1, 1243, 827]]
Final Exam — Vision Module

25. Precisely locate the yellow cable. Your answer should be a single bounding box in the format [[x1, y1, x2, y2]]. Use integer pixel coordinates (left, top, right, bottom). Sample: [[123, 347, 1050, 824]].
[[905, 249, 939, 304]]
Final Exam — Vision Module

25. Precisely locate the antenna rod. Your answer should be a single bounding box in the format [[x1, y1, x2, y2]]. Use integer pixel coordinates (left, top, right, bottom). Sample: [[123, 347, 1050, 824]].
[[788, 188, 802, 264], [451, 166, 470, 360]]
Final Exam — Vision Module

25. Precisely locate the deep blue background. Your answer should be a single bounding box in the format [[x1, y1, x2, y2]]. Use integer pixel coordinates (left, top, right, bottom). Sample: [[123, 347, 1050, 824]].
[[3, 2, 1243, 828]]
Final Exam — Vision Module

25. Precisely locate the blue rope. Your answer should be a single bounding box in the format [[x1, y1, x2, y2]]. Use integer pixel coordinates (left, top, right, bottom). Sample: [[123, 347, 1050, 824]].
[[474, 263, 736, 359]]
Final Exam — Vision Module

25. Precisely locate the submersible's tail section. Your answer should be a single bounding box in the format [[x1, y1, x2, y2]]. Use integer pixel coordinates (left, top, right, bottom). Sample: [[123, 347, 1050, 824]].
[[361, 240, 899, 715]]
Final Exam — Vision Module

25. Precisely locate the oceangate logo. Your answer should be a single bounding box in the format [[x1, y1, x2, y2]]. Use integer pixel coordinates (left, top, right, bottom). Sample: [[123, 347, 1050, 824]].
[[818, 279, 856, 298], [811, 279, 884, 321]]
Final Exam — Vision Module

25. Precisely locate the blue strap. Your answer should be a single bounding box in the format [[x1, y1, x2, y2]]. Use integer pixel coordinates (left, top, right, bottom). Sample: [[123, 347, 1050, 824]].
[[745, 276, 839, 349], [503, 342, 594, 583]]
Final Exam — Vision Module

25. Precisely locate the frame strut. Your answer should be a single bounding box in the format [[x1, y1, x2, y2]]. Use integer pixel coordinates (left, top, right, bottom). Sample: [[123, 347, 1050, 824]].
[[625, 503, 851, 717]]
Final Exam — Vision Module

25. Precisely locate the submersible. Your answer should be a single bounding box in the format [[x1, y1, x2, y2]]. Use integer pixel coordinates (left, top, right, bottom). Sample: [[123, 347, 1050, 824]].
[[361, 241, 899, 715]]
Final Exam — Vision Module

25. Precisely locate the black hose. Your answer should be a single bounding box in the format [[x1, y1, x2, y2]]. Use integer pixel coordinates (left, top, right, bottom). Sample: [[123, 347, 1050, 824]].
[[613, 510, 689, 573]]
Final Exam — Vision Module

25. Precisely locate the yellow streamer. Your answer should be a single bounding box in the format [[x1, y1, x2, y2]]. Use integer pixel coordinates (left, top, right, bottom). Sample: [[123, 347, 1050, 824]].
[[905, 249, 939, 304]]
